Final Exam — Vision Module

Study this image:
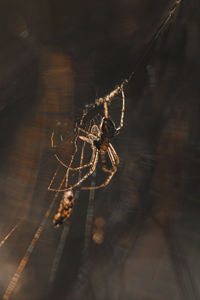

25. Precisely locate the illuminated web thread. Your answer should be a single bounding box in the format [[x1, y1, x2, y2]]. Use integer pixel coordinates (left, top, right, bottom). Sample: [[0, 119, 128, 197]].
[[48, 224, 69, 286], [83, 170, 96, 258], [48, 100, 89, 193], [75, 170, 96, 294], [80, 0, 182, 118], [3, 169, 65, 300], [48, 189, 81, 286], [48, 121, 91, 285], [0, 222, 20, 249]]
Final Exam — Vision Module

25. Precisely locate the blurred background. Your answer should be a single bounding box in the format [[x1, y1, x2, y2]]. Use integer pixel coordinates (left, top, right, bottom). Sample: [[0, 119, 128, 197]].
[[0, 0, 200, 299]]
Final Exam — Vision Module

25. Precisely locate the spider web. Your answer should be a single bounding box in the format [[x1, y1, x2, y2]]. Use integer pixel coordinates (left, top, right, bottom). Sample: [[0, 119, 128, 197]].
[[1, 1, 184, 299]]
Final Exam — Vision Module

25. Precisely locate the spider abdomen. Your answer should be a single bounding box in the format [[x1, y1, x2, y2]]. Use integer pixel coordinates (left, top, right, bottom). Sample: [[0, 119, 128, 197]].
[[100, 137, 109, 151], [93, 137, 109, 151]]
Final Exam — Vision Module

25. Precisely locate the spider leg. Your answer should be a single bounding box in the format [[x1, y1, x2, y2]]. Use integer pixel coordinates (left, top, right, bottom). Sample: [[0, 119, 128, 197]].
[[116, 85, 125, 132], [77, 127, 91, 136], [104, 99, 108, 118], [100, 143, 119, 173], [99, 116, 105, 132], [72, 121, 92, 172], [101, 150, 110, 173], [49, 139, 79, 191], [51, 130, 88, 171], [54, 150, 95, 171], [52, 121, 94, 191], [48, 148, 99, 192], [67, 110, 92, 179], [49, 118, 83, 191], [64, 124, 81, 188], [81, 147, 117, 190], [49, 111, 94, 189], [109, 142, 120, 165], [48, 128, 73, 191], [77, 127, 99, 142], [101, 148, 117, 173], [107, 146, 116, 169], [98, 99, 109, 131], [68, 148, 98, 190], [51, 131, 55, 148], [79, 138, 86, 168]]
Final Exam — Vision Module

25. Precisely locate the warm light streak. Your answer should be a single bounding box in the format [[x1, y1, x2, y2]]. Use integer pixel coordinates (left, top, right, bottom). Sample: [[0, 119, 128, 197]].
[[3, 172, 65, 300]]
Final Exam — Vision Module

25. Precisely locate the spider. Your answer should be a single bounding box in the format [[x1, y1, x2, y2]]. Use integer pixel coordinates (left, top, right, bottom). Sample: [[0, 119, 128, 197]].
[[48, 83, 125, 191]]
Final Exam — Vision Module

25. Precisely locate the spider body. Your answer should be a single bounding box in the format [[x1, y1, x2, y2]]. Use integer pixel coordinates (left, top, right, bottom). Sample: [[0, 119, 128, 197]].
[[48, 84, 125, 191], [93, 118, 117, 151]]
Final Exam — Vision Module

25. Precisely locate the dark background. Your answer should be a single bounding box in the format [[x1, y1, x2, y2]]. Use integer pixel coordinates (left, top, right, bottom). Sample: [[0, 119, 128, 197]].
[[0, 0, 200, 299]]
